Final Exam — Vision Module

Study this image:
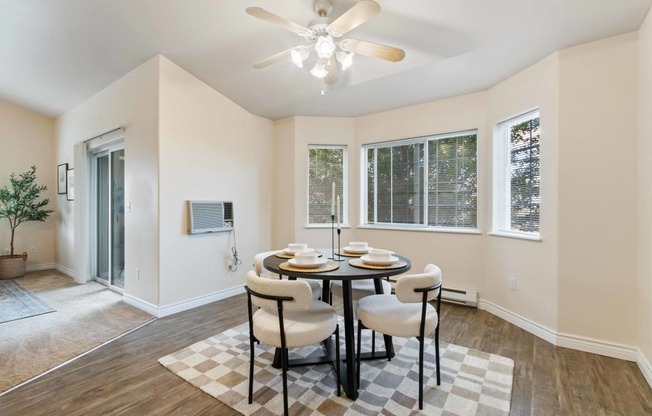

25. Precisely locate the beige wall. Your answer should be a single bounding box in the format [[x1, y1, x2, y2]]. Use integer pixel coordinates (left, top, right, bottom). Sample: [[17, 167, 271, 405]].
[[638, 9, 652, 370], [157, 57, 274, 306], [56, 56, 160, 304], [272, 117, 295, 248], [0, 99, 56, 267], [558, 33, 639, 345], [485, 54, 560, 331]]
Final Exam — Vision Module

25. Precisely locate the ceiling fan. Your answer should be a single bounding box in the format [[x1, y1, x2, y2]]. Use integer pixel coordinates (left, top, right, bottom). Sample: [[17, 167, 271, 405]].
[[246, 0, 406, 85]]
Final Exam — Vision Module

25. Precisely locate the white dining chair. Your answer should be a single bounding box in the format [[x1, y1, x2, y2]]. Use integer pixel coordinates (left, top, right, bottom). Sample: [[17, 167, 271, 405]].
[[355, 264, 442, 410], [245, 270, 340, 416], [253, 250, 322, 300]]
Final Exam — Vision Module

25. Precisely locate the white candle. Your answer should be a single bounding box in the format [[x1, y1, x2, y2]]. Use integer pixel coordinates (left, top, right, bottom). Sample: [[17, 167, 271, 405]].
[[331, 182, 335, 216], [336, 195, 340, 229]]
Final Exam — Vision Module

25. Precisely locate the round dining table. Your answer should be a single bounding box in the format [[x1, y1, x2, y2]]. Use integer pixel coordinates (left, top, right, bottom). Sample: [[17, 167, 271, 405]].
[[263, 249, 411, 400]]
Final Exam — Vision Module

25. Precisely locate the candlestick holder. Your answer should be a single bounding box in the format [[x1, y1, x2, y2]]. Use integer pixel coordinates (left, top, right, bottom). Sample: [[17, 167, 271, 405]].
[[329, 214, 335, 260], [334, 228, 344, 262]]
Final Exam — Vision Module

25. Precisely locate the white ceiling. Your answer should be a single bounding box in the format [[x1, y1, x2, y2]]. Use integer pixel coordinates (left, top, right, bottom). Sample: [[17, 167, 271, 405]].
[[0, 0, 650, 120]]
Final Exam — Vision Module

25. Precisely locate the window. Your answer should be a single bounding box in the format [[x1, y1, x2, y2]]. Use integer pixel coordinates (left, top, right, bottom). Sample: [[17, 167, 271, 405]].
[[493, 110, 540, 236], [308, 145, 347, 225], [363, 131, 478, 230]]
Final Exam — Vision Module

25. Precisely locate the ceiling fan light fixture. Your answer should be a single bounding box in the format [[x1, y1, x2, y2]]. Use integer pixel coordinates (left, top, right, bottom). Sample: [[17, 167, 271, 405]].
[[336, 50, 353, 70], [315, 35, 336, 59], [310, 62, 328, 78], [291, 47, 309, 68]]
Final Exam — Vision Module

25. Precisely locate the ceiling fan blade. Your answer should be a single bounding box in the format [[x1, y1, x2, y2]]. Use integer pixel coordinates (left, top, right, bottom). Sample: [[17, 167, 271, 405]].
[[328, 0, 380, 36], [253, 48, 295, 69], [344, 39, 405, 62], [324, 58, 339, 85], [246, 7, 310, 35]]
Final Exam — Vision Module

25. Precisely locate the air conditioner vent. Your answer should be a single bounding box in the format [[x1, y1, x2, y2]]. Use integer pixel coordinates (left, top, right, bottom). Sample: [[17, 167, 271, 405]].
[[187, 201, 233, 234]]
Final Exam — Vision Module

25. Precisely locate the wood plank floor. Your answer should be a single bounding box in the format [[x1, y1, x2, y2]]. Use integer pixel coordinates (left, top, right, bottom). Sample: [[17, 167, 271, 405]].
[[1, 295, 650, 415]]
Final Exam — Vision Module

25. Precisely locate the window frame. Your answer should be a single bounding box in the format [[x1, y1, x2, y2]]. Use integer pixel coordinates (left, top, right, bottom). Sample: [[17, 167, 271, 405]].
[[360, 129, 479, 233], [491, 109, 542, 241], [306, 144, 348, 227]]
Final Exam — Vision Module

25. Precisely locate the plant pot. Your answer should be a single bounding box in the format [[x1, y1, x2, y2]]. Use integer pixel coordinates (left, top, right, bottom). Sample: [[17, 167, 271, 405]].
[[0, 253, 28, 279]]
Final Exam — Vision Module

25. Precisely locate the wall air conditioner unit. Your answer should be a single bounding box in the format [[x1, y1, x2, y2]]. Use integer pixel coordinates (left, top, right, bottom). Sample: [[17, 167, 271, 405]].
[[187, 201, 233, 234], [441, 287, 478, 308]]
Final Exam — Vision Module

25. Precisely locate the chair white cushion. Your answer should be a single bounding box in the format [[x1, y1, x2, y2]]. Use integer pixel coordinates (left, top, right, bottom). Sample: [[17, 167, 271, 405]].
[[254, 251, 322, 300], [356, 295, 438, 338], [252, 300, 338, 348], [331, 279, 392, 301], [395, 264, 442, 303], [247, 271, 313, 312]]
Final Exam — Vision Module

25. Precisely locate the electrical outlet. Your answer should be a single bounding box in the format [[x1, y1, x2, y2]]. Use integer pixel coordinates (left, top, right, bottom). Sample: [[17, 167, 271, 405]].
[[3, 248, 9, 255], [508, 277, 517, 291], [135, 268, 140, 280], [29, 246, 36, 253]]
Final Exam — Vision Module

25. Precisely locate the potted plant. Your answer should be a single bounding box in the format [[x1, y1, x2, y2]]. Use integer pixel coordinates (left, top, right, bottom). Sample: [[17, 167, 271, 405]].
[[0, 166, 54, 279]]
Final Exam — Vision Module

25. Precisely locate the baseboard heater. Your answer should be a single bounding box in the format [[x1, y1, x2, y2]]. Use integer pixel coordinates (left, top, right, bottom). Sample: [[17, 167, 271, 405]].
[[441, 287, 478, 308]]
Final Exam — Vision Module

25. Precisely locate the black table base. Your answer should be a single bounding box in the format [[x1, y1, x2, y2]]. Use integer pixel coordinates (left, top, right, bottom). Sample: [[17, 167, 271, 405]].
[[271, 337, 395, 400]]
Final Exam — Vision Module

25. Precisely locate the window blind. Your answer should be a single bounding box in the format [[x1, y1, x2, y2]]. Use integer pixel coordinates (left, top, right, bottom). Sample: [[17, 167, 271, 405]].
[[509, 116, 540, 232], [364, 131, 477, 229], [308, 146, 346, 224]]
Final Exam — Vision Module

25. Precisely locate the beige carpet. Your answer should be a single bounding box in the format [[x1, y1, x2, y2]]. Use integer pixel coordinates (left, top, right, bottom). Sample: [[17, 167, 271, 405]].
[[0, 270, 155, 393], [160, 322, 514, 415]]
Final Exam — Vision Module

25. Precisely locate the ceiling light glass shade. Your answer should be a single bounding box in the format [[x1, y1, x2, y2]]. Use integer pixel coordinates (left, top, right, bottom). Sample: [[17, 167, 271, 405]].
[[291, 47, 309, 68], [310, 62, 328, 78], [315, 35, 336, 59], [336, 51, 354, 70]]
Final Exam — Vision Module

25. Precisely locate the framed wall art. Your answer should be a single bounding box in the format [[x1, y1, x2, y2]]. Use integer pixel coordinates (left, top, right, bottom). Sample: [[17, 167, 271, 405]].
[[57, 163, 68, 194], [66, 169, 75, 201]]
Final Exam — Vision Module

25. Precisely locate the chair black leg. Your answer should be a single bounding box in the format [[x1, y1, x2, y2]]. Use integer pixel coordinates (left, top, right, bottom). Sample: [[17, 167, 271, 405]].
[[371, 330, 375, 356], [249, 335, 255, 404], [435, 326, 441, 385], [357, 320, 363, 386], [335, 325, 341, 397], [418, 336, 424, 410], [281, 347, 289, 416]]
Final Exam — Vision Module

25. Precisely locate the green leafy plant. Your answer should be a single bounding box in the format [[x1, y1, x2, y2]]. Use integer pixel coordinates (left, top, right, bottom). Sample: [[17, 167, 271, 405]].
[[0, 166, 54, 256]]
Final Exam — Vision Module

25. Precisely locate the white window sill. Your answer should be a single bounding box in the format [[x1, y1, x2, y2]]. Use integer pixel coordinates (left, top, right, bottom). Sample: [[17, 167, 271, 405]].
[[488, 231, 542, 242], [357, 225, 481, 235], [305, 224, 352, 229]]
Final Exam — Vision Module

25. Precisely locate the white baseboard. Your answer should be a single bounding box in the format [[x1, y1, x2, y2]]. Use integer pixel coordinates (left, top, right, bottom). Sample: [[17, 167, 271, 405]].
[[55, 264, 74, 278], [557, 332, 637, 361], [637, 349, 652, 388], [123, 285, 245, 318], [478, 299, 637, 362], [26, 263, 55, 272], [478, 299, 557, 345], [122, 294, 160, 316]]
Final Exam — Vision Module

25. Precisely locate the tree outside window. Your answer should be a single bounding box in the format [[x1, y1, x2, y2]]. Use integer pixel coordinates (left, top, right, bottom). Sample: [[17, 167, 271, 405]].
[[308, 146, 346, 225]]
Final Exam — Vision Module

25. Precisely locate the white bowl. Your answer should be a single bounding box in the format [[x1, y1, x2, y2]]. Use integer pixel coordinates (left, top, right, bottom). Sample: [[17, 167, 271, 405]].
[[360, 254, 399, 266], [348, 241, 368, 251], [288, 258, 327, 268], [286, 243, 308, 253], [367, 249, 393, 262], [294, 251, 319, 264]]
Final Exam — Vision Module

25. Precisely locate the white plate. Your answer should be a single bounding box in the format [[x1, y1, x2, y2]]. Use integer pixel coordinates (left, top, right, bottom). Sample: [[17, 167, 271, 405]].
[[343, 246, 373, 254], [287, 258, 328, 268], [360, 254, 399, 266]]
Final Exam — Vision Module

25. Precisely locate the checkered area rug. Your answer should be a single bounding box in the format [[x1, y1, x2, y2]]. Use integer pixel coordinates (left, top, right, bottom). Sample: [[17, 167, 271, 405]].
[[159, 323, 514, 415]]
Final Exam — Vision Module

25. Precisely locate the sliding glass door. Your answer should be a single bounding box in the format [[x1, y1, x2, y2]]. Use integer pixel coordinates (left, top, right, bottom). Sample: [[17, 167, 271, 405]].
[[93, 147, 125, 291]]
